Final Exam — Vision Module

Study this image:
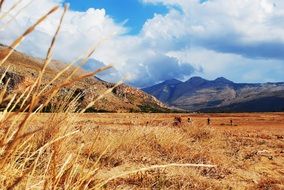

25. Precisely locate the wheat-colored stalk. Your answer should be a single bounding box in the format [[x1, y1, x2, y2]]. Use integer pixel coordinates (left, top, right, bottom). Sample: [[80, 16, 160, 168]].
[[6, 163, 33, 190], [95, 163, 217, 189], [0, 5, 59, 67], [53, 153, 72, 187], [39, 65, 113, 110], [80, 81, 123, 113], [0, 0, 24, 20], [0, 0, 34, 31], [35, 4, 68, 93], [38, 43, 103, 96], [0, 64, 10, 82], [24, 130, 80, 162], [0, 77, 10, 104], [0, 0, 5, 12]]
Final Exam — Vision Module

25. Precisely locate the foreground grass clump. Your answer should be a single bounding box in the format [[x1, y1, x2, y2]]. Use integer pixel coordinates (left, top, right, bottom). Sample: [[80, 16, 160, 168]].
[[0, 112, 222, 189]]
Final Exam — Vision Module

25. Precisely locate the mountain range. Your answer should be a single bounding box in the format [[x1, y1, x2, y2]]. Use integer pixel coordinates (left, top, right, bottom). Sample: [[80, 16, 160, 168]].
[[2, 43, 284, 113], [142, 77, 284, 112]]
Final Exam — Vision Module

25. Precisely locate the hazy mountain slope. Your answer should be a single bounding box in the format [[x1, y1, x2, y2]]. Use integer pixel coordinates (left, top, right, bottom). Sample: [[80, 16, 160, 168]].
[[0, 45, 168, 112], [142, 79, 183, 103], [143, 77, 284, 112]]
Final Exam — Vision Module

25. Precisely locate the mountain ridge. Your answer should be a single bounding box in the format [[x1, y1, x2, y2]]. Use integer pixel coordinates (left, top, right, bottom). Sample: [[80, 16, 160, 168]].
[[0, 44, 168, 113], [143, 77, 284, 112]]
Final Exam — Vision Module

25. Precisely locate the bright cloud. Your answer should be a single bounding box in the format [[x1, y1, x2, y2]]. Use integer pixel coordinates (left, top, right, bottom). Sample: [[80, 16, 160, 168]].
[[142, 0, 284, 57], [1, 0, 284, 87], [0, 0, 125, 60]]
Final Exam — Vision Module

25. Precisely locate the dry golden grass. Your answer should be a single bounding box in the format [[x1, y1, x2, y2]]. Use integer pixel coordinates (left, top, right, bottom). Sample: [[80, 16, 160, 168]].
[[1, 112, 283, 189], [0, 107, 222, 189], [0, 1, 283, 189], [0, 112, 224, 189]]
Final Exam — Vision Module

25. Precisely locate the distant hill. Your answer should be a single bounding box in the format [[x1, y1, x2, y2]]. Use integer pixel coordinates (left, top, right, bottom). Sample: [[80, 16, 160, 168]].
[[0, 44, 168, 113], [142, 77, 284, 112]]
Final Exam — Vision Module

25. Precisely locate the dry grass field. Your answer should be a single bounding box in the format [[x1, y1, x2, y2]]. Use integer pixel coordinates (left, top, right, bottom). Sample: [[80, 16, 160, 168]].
[[1, 2, 284, 189], [72, 113, 284, 189], [1, 112, 283, 189]]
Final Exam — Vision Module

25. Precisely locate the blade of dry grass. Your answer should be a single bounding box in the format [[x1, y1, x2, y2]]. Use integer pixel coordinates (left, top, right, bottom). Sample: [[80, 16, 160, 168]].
[[25, 148, 44, 189], [25, 130, 80, 162], [38, 43, 101, 96], [80, 145, 111, 189], [0, 0, 5, 12], [26, 4, 68, 115], [38, 35, 111, 97], [0, 0, 24, 20], [0, 0, 34, 31], [0, 77, 10, 104], [95, 163, 217, 189], [64, 144, 84, 189], [35, 4, 68, 93], [0, 5, 59, 67], [40, 65, 112, 110], [0, 128, 43, 149], [0, 64, 10, 83], [53, 153, 72, 188], [43, 151, 54, 188], [7, 164, 33, 190], [0, 113, 32, 168], [80, 81, 122, 113]]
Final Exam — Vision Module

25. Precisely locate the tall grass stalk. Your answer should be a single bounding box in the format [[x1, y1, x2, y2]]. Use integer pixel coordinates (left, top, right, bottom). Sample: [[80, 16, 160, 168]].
[[0, 0, 5, 12], [0, 0, 34, 31], [0, 5, 59, 67], [0, 0, 24, 20]]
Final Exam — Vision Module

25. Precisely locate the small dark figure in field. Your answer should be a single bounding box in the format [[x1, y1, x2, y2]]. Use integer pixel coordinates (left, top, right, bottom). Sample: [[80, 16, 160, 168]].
[[230, 119, 233, 126], [207, 118, 211, 126], [173, 116, 182, 126], [188, 117, 192, 123]]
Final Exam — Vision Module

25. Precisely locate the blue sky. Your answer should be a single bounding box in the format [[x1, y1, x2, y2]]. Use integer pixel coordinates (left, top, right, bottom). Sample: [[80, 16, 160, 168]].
[[1, 0, 284, 87], [65, 0, 168, 34]]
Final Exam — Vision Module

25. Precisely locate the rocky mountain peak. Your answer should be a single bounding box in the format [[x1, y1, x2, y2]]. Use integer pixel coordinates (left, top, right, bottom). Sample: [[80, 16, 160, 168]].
[[214, 77, 234, 84], [163, 79, 182, 85]]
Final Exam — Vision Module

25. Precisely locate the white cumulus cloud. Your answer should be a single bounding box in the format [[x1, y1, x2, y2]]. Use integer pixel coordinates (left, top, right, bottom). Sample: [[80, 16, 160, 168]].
[[1, 0, 284, 87]]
